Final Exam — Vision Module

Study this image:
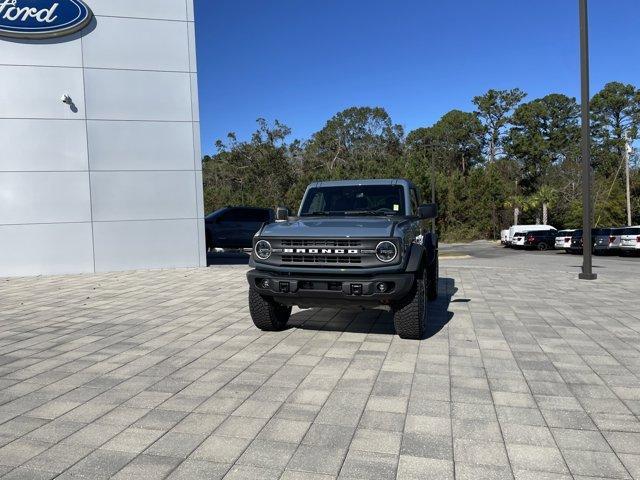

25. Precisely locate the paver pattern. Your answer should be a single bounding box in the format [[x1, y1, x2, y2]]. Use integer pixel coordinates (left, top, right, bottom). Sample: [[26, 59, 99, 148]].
[[1, 260, 640, 479]]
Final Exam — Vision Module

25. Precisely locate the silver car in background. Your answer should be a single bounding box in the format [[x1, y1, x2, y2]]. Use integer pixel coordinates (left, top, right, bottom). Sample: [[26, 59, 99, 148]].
[[606, 227, 626, 253], [554, 229, 575, 252], [620, 226, 640, 254]]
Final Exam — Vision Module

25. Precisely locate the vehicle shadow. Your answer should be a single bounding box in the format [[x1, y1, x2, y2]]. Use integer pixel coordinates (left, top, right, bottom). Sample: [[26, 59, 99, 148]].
[[207, 251, 250, 266], [288, 277, 457, 339]]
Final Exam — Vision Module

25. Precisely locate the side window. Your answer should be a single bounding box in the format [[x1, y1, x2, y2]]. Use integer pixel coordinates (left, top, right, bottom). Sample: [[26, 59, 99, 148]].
[[410, 189, 419, 215], [233, 210, 252, 221], [219, 210, 238, 222], [246, 209, 270, 222]]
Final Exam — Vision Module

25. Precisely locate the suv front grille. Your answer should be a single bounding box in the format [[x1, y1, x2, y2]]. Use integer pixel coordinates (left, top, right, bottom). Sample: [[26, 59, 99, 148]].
[[258, 237, 398, 268], [281, 255, 362, 264]]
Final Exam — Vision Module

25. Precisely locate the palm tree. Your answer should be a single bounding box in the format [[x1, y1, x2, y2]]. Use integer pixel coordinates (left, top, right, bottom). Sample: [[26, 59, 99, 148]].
[[531, 186, 558, 225], [504, 194, 529, 225]]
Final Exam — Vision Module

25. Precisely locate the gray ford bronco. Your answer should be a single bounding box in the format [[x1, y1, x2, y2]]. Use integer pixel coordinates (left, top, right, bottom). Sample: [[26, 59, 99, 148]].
[[246, 179, 439, 339]]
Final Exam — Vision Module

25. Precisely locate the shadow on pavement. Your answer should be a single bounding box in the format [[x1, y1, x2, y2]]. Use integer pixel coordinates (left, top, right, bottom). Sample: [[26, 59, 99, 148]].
[[207, 251, 250, 266], [288, 277, 457, 339]]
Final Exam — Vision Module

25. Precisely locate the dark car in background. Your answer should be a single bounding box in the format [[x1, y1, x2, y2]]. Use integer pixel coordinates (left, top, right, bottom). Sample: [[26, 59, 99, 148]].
[[205, 207, 275, 251], [523, 229, 558, 250], [568, 229, 584, 254], [593, 228, 614, 254]]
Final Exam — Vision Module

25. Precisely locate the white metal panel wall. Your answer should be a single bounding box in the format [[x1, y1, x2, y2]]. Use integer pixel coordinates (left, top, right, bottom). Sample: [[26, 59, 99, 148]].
[[0, 0, 204, 277]]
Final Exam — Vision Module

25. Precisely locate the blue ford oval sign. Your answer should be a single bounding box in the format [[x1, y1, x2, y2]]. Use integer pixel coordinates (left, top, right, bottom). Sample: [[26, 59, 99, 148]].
[[0, 0, 93, 39]]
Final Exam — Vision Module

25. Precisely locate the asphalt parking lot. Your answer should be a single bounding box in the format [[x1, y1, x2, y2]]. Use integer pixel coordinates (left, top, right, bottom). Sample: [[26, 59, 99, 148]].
[[1, 246, 640, 479]]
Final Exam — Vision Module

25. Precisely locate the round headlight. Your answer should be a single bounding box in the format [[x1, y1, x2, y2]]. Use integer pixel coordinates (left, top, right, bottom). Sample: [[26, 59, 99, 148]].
[[376, 241, 397, 263], [254, 240, 272, 260]]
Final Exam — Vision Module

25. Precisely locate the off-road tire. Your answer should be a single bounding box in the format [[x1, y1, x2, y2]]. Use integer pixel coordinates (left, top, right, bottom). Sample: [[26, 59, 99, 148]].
[[249, 289, 291, 331], [537, 242, 548, 251], [393, 271, 427, 340], [426, 259, 438, 301]]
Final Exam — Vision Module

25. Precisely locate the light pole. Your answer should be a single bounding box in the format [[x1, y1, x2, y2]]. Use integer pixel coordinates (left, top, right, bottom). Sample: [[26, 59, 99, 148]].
[[624, 134, 633, 226], [579, 0, 597, 280]]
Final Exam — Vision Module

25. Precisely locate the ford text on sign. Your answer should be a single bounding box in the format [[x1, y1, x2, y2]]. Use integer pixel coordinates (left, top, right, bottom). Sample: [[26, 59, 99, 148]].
[[0, 0, 93, 39]]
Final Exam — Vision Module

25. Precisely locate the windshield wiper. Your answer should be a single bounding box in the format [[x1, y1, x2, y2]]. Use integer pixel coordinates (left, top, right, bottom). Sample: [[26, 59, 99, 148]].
[[344, 210, 398, 216], [300, 211, 333, 216]]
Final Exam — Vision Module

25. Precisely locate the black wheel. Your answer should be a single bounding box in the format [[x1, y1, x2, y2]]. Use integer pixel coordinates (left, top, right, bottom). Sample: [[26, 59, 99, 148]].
[[426, 258, 438, 301], [205, 231, 213, 252], [537, 242, 548, 251], [393, 270, 427, 340], [248, 289, 291, 331]]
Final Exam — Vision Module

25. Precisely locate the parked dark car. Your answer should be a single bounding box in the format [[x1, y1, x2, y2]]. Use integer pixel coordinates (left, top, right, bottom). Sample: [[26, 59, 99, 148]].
[[593, 228, 614, 254], [205, 207, 275, 250], [568, 229, 584, 254], [523, 230, 558, 250]]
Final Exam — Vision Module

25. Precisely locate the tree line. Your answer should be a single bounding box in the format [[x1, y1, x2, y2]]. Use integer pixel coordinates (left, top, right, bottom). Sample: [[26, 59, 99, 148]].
[[202, 81, 640, 241]]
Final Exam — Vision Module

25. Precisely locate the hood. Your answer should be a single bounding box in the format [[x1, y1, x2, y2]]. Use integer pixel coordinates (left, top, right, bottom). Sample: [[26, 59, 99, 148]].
[[259, 217, 396, 238]]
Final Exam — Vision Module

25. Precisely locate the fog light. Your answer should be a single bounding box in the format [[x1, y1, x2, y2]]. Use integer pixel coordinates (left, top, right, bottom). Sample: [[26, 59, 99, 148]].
[[376, 282, 388, 293], [260, 279, 270, 289]]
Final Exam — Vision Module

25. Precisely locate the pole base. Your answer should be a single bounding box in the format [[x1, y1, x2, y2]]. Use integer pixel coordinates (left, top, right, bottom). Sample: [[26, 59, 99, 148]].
[[579, 272, 598, 280]]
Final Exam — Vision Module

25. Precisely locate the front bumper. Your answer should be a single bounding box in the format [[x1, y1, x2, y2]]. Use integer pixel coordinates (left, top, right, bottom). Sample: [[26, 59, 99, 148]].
[[247, 269, 415, 309]]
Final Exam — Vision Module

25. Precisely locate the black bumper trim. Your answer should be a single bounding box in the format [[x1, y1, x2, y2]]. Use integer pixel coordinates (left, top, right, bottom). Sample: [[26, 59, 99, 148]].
[[247, 269, 415, 307]]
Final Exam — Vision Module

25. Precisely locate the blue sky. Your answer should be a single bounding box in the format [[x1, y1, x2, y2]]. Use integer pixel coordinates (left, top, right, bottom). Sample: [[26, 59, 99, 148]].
[[194, 0, 639, 154]]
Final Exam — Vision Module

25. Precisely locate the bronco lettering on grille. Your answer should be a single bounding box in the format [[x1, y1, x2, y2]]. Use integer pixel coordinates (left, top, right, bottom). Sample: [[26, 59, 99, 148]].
[[283, 248, 360, 254]]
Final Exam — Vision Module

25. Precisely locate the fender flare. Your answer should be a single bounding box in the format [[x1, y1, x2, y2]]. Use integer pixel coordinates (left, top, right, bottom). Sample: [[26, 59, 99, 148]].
[[405, 236, 438, 273]]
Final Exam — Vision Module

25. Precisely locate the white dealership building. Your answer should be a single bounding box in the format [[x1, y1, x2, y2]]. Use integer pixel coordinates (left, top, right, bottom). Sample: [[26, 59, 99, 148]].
[[0, 0, 206, 277]]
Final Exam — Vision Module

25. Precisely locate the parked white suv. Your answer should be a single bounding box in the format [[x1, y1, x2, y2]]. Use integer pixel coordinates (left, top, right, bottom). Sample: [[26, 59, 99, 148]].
[[620, 226, 640, 254], [501, 229, 509, 245], [554, 229, 575, 251], [512, 232, 526, 248]]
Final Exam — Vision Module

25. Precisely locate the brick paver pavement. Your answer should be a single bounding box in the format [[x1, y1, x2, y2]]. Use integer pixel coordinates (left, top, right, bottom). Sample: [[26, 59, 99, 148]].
[[1, 264, 640, 479]]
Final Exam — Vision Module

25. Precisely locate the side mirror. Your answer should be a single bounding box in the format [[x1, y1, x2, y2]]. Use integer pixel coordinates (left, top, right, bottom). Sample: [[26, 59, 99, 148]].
[[276, 207, 289, 221], [418, 203, 438, 219]]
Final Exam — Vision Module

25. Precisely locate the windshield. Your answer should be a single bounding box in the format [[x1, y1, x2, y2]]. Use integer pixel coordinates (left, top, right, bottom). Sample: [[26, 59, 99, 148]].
[[300, 185, 406, 216], [623, 227, 640, 235]]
